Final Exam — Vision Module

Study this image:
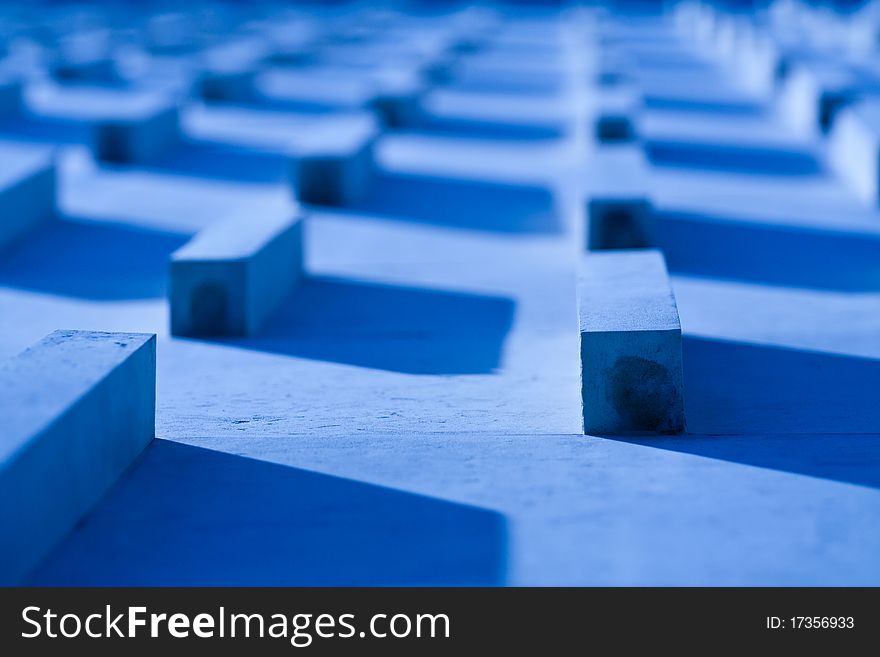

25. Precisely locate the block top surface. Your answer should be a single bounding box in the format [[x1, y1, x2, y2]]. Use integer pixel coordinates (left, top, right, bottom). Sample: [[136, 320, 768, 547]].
[[172, 209, 303, 262], [0, 330, 155, 465], [27, 84, 176, 123], [586, 144, 649, 198], [289, 112, 379, 156], [579, 249, 680, 334], [0, 142, 54, 188], [256, 67, 378, 107], [596, 84, 641, 115]]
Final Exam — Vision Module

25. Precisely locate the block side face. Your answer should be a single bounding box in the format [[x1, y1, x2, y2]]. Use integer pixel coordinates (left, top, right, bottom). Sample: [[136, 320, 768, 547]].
[[294, 156, 347, 205], [244, 218, 305, 334], [587, 198, 652, 250], [94, 105, 179, 164], [581, 328, 684, 435], [0, 161, 56, 249], [169, 259, 247, 336], [578, 250, 680, 333], [0, 335, 155, 584]]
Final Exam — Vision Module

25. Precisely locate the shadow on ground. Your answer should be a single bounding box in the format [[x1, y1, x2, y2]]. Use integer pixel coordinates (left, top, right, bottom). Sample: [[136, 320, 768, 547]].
[[648, 209, 880, 291], [682, 336, 880, 436], [29, 440, 508, 585], [0, 214, 189, 299], [199, 275, 516, 375], [343, 169, 561, 234]]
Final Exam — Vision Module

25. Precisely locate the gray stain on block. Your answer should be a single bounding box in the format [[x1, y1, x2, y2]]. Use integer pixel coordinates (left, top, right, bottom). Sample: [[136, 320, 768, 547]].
[[609, 355, 682, 433]]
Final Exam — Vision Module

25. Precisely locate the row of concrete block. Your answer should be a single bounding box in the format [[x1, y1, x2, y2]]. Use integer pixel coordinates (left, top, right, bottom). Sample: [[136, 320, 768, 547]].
[[0, 82, 382, 205], [676, 0, 880, 206], [583, 43, 685, 438]]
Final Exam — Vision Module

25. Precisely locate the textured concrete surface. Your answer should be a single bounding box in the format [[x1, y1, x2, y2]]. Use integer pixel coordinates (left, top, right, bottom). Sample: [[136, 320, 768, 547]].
[[0, 5, 878, 586], [579, 250, 684, 434]]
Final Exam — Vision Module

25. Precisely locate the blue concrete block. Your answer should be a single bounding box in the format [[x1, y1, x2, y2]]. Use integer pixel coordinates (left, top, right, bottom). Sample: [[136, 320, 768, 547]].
[[369, 72, 428, 128], [594, 84, 641, 143], [254, 67, 379, 111], [198, 41, 267, 102], [92, 98, 180, 164], [26, 85, 180, 164], [289, 115, 379, 206], [579, 250, 685, 435], [0, 143, 56, 250], [0, 77, 23, 115], [0, 330, 155, 584], [170, 211, 305, 337], [199, 65, 257, 103], [586, 144, 652, 250], [51, 51, 118, 84], [829, 100, 880, 205]]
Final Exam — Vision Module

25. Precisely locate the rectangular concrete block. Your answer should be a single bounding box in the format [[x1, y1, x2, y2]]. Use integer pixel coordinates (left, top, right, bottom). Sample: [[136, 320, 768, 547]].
[[0, 143, 56, 250], [198, 40, 267, 102], [829, 100, 880, 206], [51, 52, 118, 84], [254, 68, 379, 111], [0, 330, 156, 584], [579, 250, 685, 435], [369, 71, 428, 128], [93, 99, 180, 164], [26, 85, 180, 164], [289, 115, 379, 206], [170, 210, 305, 337], [585, 144, 652, 250], [0, 77, 23, 115], [593, 85, 641, 143]]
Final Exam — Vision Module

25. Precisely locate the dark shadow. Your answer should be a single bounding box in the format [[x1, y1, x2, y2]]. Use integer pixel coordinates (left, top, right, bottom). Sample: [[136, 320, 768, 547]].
[[0, 115, 90, 145], [136, 138, 290, 184], [0, 215, 189, 300], [440, 76, 564, 97], [612, 432, 880, 490], [646, 209, 880, 291], [643, 95, 766, 116], [409, 114, 565, 140], [199, 275, 516, 375], [647, 140, 822, 175], [28, 440, 507, 585], [605, 336, 880, 490], [682, 336, 880, 435], [344, 170, 562, 234]]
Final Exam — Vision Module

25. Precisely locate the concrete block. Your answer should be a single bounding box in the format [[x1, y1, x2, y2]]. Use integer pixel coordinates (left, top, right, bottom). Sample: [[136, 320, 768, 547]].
[[93, 98, 180, 164], [594, 85, 641, 143], [777, 60, 880, 135], [170, 211, 305, 337], [0, 77, 23, 116], [51, 52, 118, 84], [198, 41, 267, 102], [585, 144, 652, 250], [0, 143, 56, 250], [828, 100, 880, 205], [26, 85, 181, 164], [369, 71, 427, 128], [579, 250, 685, 435], [254, 68, 378, 111], [289, 115, 379, 206], [0, 330, 156, 584]]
